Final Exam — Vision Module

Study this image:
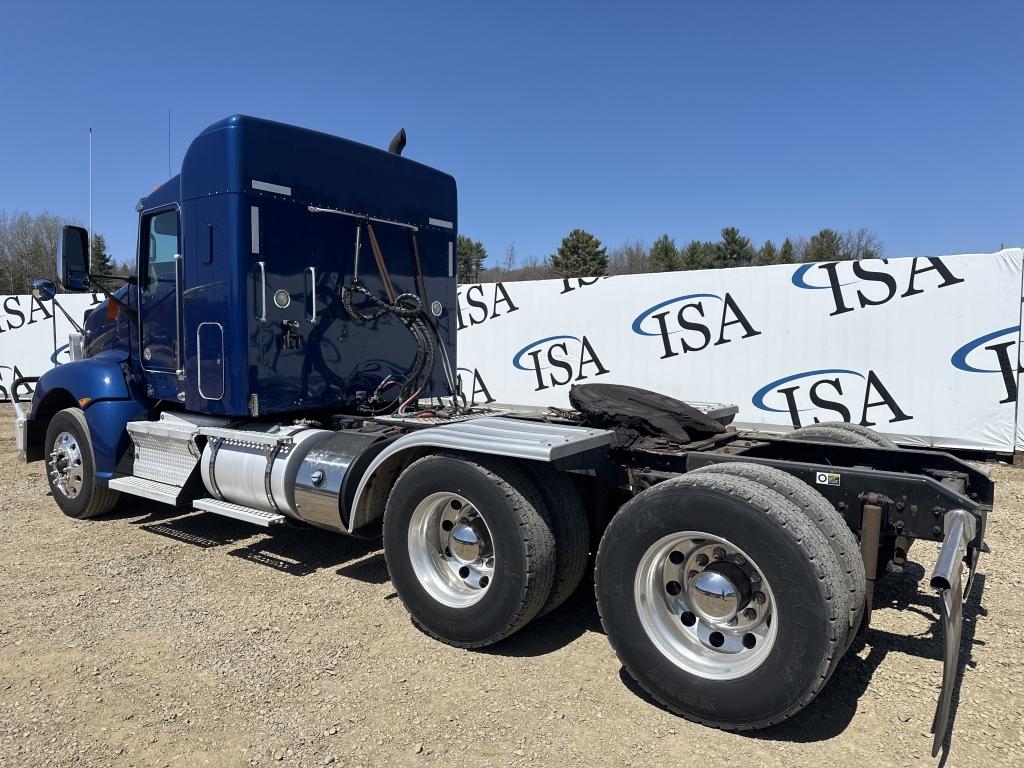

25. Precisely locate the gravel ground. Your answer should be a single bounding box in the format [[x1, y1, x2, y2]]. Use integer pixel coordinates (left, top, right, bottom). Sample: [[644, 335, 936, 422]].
[[1, 407, 1022, 768]]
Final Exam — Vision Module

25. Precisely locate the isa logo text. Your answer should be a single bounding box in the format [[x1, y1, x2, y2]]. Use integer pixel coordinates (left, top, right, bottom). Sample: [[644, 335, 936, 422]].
[[631, 293, 761, 359], [512, 334, 609, 392], [752, 368, 912, 428]]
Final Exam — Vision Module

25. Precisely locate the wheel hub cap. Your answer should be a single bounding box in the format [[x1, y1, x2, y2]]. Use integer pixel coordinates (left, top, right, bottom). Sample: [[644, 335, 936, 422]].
[[689, 562, 750, 622], [449, 522, 482, 563]]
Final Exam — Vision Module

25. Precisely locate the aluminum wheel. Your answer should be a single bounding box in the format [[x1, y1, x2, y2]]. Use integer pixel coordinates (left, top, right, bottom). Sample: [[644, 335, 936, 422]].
[[48, 430, 85, 500], [634, 531, 777, 680], [408, 492, 495, 608]]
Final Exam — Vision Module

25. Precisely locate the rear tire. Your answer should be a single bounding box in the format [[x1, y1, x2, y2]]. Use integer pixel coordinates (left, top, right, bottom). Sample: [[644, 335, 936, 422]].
[[521, 462, 590, 616], [690, 462, 864, 651], [790, 422, 898, 448], [595, 473, 846, 730], [44, 407, 120, 520], [383, 453, 556, 648]]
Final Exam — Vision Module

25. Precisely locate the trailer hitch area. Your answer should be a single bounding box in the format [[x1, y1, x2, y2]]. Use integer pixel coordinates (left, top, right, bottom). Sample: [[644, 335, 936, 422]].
[[928, 508, 979, 757]]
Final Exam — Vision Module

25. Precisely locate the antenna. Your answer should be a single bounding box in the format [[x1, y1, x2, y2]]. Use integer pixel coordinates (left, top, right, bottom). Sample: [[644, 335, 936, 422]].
[[88, 127, 93, 269], [167, 107, 171, 178]]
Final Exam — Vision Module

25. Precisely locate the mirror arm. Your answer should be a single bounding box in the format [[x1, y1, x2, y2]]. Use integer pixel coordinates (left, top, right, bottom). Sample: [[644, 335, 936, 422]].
[[50, 297, 85, 334]]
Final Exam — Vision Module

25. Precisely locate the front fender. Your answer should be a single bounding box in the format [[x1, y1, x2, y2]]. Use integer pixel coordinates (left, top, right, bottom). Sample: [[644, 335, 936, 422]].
[[27, 352, 150, 480], [31, 353, 132, 418]]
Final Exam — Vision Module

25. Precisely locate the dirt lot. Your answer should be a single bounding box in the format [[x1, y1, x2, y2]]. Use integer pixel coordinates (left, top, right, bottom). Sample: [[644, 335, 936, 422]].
[[1, 409, 1022, 768]]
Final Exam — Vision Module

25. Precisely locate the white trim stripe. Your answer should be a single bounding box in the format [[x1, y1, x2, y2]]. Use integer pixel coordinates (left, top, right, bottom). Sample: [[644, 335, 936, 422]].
[[250, 206, 260, 254], [252, 179, 292, 196]]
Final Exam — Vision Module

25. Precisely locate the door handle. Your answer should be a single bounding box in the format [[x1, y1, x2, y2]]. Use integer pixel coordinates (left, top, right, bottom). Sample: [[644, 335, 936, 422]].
[[307, 266, 317, 324], [256, 261, 267, 322]]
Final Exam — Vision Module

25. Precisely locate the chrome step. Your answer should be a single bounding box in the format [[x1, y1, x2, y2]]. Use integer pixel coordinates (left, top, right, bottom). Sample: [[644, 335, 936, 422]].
[[108, 476, 186, 506], [193, 498, 286, 527]]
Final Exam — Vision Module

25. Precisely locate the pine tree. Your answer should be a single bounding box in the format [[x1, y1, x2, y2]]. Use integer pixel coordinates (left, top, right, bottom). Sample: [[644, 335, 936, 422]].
[[805, 228, 844, 262], [716, 227, 756, 267], [679, 240, 719, 271], [456, 235, 487, 283], [89, 233, 114, 275], [758, 239, 779, 264], [778, 238, 796, 263], [550, 229, 608, 278], [649, 234, 679, 271]]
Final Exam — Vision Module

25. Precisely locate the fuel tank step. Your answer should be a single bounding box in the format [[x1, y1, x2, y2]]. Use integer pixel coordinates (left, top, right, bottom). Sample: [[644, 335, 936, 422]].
[[193, 498, 286, 527], [108, 476, 187, 506]]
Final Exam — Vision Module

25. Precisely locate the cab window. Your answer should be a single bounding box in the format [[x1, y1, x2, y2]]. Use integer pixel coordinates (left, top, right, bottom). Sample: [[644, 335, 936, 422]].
[[141, 209, 179, 291]]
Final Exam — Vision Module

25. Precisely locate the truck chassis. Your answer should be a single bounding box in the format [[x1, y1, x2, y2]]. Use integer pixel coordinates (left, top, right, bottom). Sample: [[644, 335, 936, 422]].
[[13, 382, 987, 756]]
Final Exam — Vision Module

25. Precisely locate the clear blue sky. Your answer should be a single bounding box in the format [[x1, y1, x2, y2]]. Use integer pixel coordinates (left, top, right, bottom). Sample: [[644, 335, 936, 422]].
[[2, 1, 1021, 268]]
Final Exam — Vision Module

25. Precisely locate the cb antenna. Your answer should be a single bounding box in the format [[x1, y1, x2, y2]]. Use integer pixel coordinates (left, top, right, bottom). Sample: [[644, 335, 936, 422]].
[[88, 127, 93, 269]]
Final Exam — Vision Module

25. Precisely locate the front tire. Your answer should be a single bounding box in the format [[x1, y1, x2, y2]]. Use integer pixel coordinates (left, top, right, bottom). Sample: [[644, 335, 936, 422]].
[[595, 473, 846, 730], [383, 453, 556, 648], [44, 407, 120, 520]]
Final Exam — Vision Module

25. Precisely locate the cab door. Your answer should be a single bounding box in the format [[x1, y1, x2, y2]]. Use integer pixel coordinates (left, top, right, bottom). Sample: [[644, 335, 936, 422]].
[[138, 207, 183, 379]]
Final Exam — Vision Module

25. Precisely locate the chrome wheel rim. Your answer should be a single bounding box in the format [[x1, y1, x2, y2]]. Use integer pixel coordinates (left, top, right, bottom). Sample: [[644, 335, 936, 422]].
[[408, 492, 495, 608], [48, 430, 84, 500], [634, 531, 777, 680]]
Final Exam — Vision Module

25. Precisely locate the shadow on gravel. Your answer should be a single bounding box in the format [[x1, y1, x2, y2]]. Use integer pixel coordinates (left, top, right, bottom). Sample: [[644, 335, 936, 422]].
[[749, 563, 987, 762], [475, 586, 604, 657], [134, 510, 383, 579], [609, 561, 986, 761], [226, 525, 381, 578]]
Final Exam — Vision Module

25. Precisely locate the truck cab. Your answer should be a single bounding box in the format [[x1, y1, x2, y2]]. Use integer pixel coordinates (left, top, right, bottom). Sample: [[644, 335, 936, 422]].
[[19, 114, 458, 472]]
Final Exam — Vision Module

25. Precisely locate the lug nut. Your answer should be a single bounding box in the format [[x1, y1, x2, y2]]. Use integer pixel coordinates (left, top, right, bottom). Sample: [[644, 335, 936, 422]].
[[726, 617, 738, 627], [752, 591, 766, 605], [695, 554, 709, 567], [733, 554, 746, 566], [743, 608, 757, 621], [749, 572, 761, 584], [687, 570, 698, 580], [713, 547, 726, 560]]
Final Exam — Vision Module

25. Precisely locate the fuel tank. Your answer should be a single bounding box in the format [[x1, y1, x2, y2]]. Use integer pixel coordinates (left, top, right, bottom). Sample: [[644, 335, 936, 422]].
[[199, 424, 390, 531]]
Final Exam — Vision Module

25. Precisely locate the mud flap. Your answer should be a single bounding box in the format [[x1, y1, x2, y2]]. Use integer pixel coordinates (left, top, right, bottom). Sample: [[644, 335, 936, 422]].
[[928, 509, 978, 757]]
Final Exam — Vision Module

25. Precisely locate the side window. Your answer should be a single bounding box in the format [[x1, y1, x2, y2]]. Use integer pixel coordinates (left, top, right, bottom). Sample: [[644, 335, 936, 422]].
[[140, 209, 179, 292]]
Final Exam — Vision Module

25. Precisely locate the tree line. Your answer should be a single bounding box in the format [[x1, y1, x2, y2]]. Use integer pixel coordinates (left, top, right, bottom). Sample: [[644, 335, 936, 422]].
[[0, 210, 128, 293], [457, 226, 884, 283], [2, 208, 884, 292]]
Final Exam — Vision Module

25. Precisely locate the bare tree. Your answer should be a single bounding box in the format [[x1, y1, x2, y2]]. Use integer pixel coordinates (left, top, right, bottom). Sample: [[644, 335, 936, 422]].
[[0, 210, 65, 293], [841, 228, 885, 259], [607, 240, 651, 275]]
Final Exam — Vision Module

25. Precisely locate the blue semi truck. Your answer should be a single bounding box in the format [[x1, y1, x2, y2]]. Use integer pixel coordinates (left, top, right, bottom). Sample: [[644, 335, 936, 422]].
[[11, 115, 988, 755]]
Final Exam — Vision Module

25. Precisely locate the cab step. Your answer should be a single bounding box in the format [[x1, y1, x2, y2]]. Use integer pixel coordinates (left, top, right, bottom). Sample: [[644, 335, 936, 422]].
[[107, 476, 186, 506], [193, 498, 286, 527]]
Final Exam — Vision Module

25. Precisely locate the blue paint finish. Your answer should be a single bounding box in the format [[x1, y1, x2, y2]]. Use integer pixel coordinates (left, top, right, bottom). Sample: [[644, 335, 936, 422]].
[[32, 353, 131, 409], [55, 115, 458, 423], [83, 399, 149, 480]]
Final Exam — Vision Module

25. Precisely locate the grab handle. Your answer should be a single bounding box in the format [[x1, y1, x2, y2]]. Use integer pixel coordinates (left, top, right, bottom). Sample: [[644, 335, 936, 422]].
[[256, 260, 267, 322], [307, 266, 317, 324]]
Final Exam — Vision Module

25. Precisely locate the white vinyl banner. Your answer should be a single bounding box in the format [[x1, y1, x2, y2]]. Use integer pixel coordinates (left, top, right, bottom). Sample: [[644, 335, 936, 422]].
[[0, 293, 100, 402], [3, 251, 1023, 454], [456, 250, 1024, 453]]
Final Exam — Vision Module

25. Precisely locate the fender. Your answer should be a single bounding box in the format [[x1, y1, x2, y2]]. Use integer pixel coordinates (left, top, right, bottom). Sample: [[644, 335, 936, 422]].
[[27, 350, 152, 480], [30, 349, 133, 414], [345, 416, 613, 532]]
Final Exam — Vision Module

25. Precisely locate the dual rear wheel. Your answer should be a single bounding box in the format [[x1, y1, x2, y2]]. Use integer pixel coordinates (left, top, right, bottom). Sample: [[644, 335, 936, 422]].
[[382, 453, 589, 647], [383, 422, 888, 730]]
